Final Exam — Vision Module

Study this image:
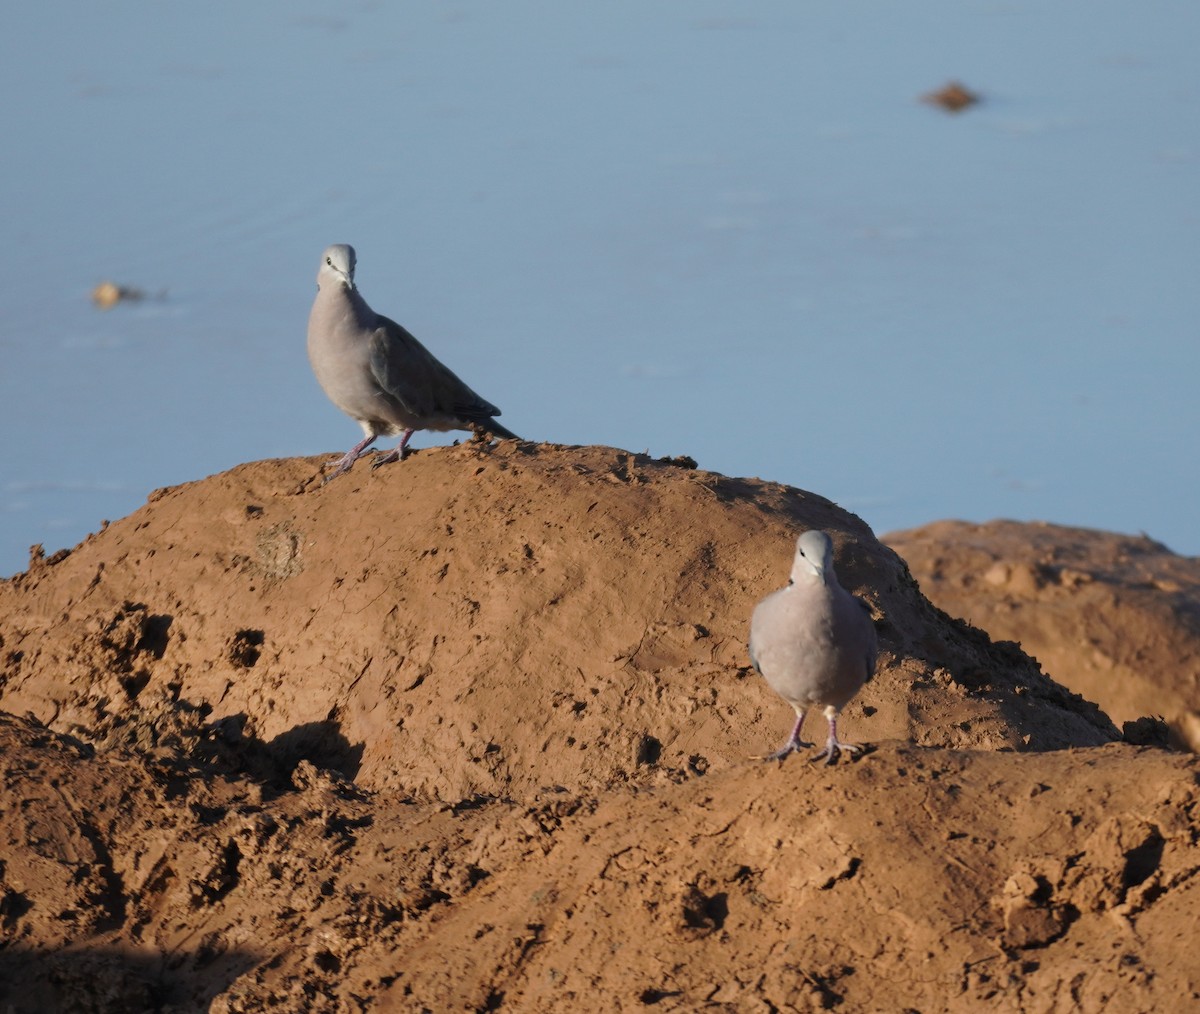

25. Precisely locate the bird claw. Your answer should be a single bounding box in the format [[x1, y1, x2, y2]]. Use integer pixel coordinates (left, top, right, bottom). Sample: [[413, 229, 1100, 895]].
[[321, 457, 357, 483], [322, 443, 378, 481], [370, 446, 408, 469], [809, 741, 867, 766], [753, 740, 815, 763]]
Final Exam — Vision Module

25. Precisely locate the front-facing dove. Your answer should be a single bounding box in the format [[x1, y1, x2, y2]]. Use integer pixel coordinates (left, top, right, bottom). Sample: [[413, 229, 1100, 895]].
[[749, 529, 878, 764], [307, 244, 518, 479]]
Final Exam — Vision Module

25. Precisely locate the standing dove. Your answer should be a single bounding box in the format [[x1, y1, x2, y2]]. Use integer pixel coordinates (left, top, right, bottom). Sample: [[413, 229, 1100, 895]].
[[749, 529, 878, 764], [307, 244, 518, 479]]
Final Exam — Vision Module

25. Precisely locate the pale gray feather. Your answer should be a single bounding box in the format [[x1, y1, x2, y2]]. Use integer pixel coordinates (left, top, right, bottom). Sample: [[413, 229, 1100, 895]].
[[749, 529, 877, 764]]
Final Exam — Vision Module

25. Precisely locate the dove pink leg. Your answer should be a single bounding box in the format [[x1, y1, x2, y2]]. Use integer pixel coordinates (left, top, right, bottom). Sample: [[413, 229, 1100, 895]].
[[326, 434, 378, 480], [372, 429, 415, 469], [810, 712, 866, 766], [761, 710, 807, 762]]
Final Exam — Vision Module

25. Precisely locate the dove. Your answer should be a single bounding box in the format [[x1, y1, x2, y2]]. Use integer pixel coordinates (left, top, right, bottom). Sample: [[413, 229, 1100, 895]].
[[307, 244, 517, 479], [749, 529, 877, 764]]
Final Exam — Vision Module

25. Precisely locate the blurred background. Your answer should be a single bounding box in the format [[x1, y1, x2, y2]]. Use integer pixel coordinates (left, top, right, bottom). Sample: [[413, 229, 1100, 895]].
[[2, 1, 1197, 577]]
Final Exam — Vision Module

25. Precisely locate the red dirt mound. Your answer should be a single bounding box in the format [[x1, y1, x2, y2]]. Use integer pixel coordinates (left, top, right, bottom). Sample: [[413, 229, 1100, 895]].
[[886, 519, 1200, 750], [2, 444, 1193, 1011]]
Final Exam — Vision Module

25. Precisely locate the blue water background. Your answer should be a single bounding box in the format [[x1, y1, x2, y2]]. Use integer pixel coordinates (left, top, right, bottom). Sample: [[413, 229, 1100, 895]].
[[2, 2, 1197, 576]]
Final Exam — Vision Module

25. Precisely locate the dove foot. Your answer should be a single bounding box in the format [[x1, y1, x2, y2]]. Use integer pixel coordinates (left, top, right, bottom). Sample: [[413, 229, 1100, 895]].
[[371, 429, 416, 470], [754, 713, 812, 762], [756, 740, 811, 762], [371, 446, 409, 469], [809, 715, 867, 765], [807, 714, 868, 765], [809, 739, 866, 766], [322, 435, 378, 482]]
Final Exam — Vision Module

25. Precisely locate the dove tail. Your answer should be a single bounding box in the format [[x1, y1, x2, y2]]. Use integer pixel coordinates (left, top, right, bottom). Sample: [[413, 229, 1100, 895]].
[[474, 419, 519, 441]]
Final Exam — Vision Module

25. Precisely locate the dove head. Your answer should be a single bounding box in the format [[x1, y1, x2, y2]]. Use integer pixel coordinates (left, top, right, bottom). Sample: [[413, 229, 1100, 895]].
[[318, 244, 356, 290], [790, 529, 835, 586]]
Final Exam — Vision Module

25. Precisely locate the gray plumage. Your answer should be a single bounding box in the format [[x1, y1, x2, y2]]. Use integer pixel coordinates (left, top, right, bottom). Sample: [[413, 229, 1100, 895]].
[[749, 529, 877, 764], [307, 244, 518, 479]]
